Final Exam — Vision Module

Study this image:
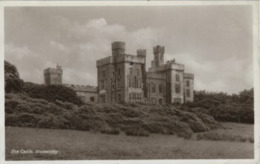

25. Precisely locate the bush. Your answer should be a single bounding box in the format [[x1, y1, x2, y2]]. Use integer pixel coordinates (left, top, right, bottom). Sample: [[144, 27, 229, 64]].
[[100, 127, 120, 135], [125, 128, 150, 137], [5, 61, 24, 93], [23, 82, 83, 105], [196, 132, 249, 143], [187, 120, 210, 133], [5, 93, 223, 140]]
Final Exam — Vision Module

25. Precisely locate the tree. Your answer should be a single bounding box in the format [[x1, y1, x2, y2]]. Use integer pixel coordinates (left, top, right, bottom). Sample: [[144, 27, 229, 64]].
[[23, 82, 83, 105], [4, 61, 24, 93]]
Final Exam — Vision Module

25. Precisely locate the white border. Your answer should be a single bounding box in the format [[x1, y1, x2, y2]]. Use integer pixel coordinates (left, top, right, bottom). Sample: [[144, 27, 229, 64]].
[[0, 1, 259, 164]]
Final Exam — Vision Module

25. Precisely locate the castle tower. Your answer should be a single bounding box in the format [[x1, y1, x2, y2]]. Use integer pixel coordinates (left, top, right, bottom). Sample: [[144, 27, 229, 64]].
[[137, 49, 147, 99], [153, 45, 165, 67], [44, 64, 63, 85], [112, 41, 125, 59]]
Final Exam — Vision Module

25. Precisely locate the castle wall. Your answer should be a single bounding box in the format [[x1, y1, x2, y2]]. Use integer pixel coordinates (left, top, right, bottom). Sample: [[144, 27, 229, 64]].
[[125, 62, 144, 103], [147, 73, 166, 105], [170, 69, 185, 104], [97, 41, 146, 104], [77, 91, 98, 103], [184, 73, 194, 102], [44, 66, 63, 85]]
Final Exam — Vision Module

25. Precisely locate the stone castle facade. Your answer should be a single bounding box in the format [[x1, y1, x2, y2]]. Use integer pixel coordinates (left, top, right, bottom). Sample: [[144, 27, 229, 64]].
[[96, 41, 194, 105], [44, 41, 194, 105]]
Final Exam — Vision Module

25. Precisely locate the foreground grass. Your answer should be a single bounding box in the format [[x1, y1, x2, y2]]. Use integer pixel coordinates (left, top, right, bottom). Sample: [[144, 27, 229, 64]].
[[6, 123, 253, 160]]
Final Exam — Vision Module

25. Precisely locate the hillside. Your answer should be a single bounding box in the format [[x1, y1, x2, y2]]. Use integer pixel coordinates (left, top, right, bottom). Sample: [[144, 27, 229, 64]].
[[5, 93, 221, 138]]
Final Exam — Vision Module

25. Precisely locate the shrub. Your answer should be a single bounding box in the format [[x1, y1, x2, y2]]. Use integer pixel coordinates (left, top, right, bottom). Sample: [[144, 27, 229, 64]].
[[5, 93, 223, 140], [125, 128, 150, 137], [5, 61, 24, 93], [100, 128, 120, 135], [187, 120, 210, 133], [196, 132, 249, 143], [23, 82, 83, 105]]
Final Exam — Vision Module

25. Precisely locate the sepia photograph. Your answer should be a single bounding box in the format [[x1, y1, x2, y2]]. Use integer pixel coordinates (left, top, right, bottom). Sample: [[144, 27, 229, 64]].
[[2, 2, 257, 161]]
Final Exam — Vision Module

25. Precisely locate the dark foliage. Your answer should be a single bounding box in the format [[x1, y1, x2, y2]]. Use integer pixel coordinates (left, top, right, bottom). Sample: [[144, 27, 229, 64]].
[[5, 93, 221, 139], [183, 89, 254, 124], [23, 82, 83, 105], [4, 61, 24, 93]]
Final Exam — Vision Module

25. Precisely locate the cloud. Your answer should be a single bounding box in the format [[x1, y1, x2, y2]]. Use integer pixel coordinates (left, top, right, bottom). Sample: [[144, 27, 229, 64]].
[[50, 41, 68, 52], [4, 7, 253, 94]]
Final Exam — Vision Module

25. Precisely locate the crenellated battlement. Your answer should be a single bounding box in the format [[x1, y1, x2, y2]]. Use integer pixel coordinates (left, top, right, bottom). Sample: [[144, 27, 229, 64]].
[[166, 59, 176, 64], [184, 73, 194, 79], [44, 68, 63, 75], [153, 45, 165, 54], [137, 49, 146, 57], [147, 72, 166, 80]]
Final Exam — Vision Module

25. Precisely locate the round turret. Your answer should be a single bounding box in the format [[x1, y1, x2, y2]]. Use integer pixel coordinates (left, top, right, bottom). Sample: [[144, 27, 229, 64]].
[[112, 41, 125, 58]]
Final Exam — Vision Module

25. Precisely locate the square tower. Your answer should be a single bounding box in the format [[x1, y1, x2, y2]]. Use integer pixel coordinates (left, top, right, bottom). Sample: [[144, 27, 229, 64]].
[[44, 64, 63, 85], [96, 41, 146, 103]]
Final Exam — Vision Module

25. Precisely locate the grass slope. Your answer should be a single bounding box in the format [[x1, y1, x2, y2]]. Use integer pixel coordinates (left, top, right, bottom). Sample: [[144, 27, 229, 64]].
[[5, 124, 253, 160]]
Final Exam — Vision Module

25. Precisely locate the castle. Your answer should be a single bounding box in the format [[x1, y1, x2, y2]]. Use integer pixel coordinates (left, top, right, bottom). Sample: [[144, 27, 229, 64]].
[[44, 65, 98, 103], [44, 41, 194, 105], [44, 65, 63, 85]]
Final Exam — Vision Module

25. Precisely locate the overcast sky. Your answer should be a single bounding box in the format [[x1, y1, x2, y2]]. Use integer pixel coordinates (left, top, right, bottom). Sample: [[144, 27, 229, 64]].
[[4, 6, 253, 94]]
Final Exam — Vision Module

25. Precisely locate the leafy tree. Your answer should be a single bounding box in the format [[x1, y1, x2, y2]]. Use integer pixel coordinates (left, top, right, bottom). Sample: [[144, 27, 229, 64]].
[[184, 89, 254, 124], [23, 82, 83, 105], [4, 61, 24, 93]]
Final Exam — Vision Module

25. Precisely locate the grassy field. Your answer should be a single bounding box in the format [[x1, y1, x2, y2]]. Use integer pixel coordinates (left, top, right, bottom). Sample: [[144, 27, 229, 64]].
[[5, 122, 254, 160]]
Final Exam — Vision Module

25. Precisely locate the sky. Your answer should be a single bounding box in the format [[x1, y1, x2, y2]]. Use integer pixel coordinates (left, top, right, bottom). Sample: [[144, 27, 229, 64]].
[[4, 6, 253, 94]]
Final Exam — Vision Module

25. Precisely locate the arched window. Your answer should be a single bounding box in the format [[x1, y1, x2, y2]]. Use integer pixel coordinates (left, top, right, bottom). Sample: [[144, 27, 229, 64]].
[[176, 74, 180, 82]]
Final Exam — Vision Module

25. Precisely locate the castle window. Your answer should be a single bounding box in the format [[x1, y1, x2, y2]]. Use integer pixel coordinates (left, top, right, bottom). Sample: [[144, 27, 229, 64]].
[[152, 83, 156, 93], [112, 71, 115, 76], [139, 79, 142, 88], [137, 69, 140, 76], [135, 76, 138, 88], [130, 68, 132, 75], [159, 84, 163, 93], [186, 80, 190, 87], [90, 97, 95, 102], [100, 80, 105, 89], [175, 84, 180, 93], [174, 98, 181, 104], [102, 71, 105, 77], [176, 74, 180, 82], [118, 94, 121, 102], [117, 78, 120, 88], [128, 78, 131, 87], [118, 69, 121, 75], [186, 89, 190, 97]]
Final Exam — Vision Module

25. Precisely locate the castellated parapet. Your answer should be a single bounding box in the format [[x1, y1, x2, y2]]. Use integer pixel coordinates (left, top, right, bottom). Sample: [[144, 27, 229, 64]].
[[153, 45, 165, 67], [153, 45, 165, 54], [137, 49, 147, 57]]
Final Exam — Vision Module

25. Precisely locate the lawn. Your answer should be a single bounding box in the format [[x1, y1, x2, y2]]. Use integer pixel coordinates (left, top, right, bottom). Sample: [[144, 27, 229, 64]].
[[5, 122, 254, 160]]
